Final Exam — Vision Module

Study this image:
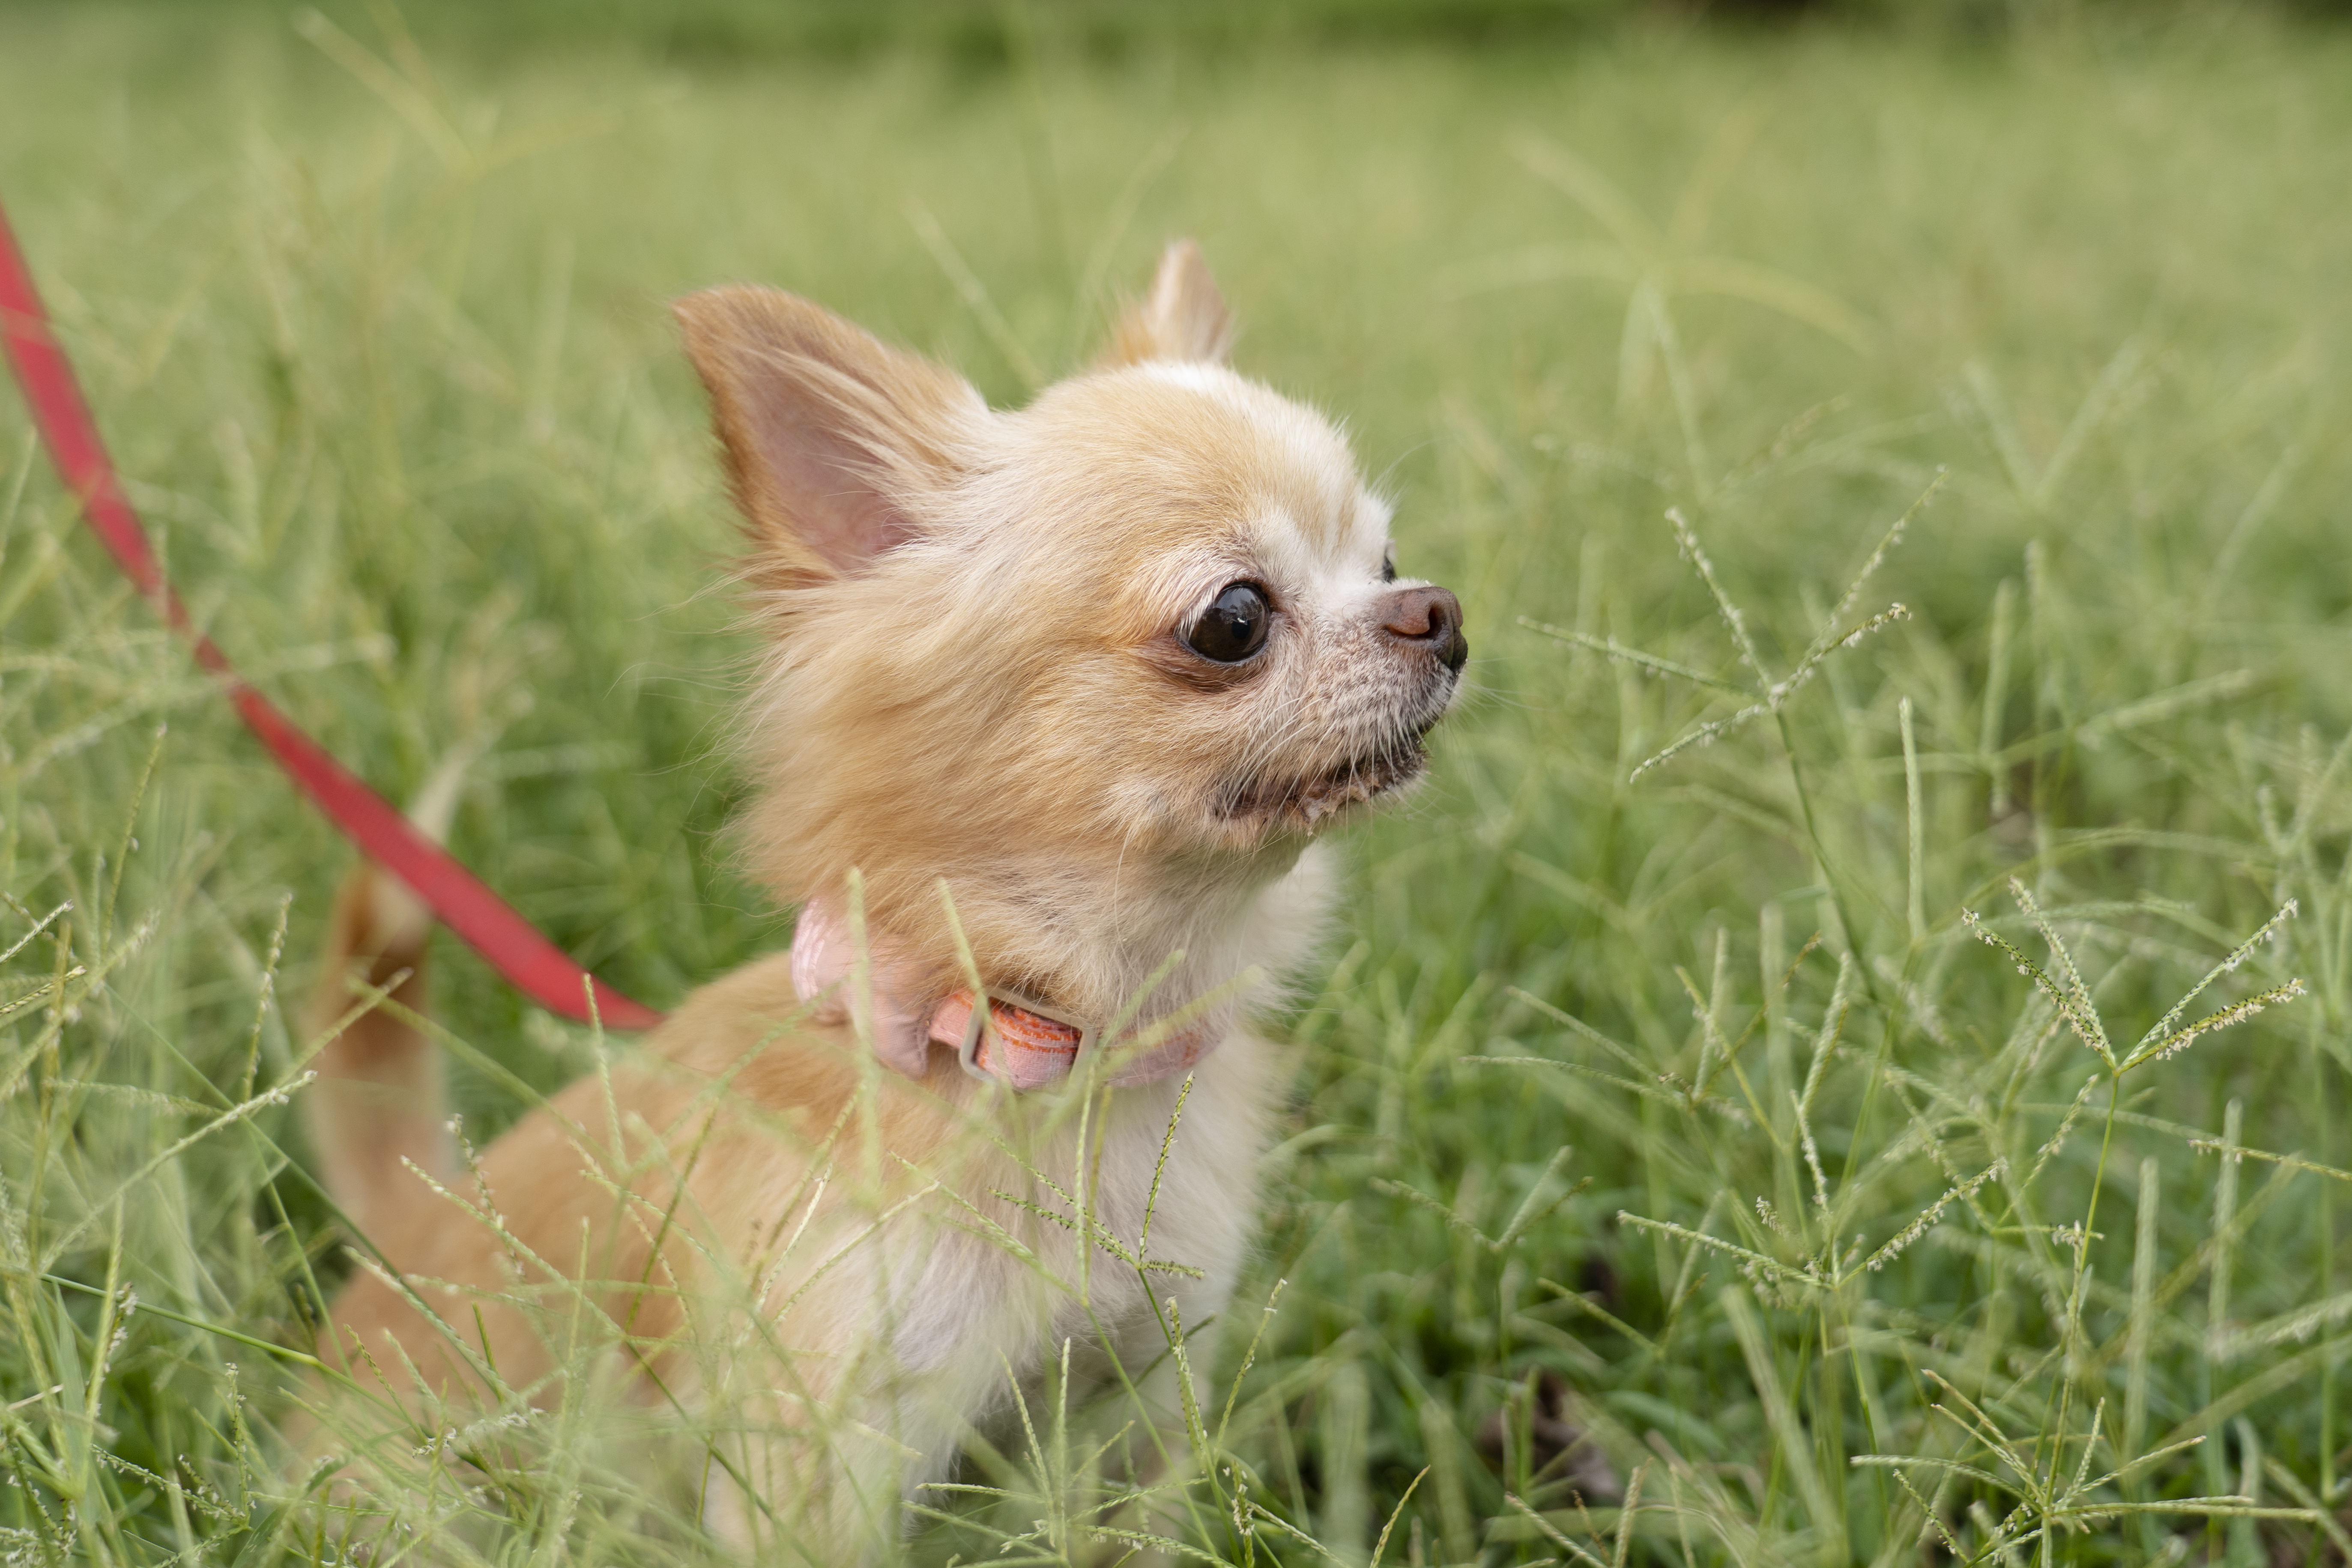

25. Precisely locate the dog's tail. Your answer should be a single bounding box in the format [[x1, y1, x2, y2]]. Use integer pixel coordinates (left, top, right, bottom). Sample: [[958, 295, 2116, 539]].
[[302, 753, 477, 1245], [302, 860, 453, 1248]]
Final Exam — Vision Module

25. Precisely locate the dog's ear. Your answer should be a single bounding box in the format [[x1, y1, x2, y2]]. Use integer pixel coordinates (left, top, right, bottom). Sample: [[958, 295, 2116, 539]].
[[1104, 240, 1234, 367], [675, 286, 984, 582]]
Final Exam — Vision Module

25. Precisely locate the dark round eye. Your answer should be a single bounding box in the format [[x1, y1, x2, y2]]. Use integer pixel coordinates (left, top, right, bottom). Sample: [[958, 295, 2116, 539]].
[[1186, 582, 1272, 663], [1381, 548, 1398, 583]]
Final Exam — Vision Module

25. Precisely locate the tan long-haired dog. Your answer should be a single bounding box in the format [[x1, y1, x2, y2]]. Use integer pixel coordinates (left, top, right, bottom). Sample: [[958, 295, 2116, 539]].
[[302, 241, 1465, 1558]]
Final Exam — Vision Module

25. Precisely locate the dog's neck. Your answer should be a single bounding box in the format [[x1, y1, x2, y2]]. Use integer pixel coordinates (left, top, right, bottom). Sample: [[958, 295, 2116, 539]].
[[787, 842, 1332, 1089]]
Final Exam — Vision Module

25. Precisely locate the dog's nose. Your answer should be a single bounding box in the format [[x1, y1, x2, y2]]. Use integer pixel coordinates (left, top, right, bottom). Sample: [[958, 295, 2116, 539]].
[[1379, 585, 1467, 675]]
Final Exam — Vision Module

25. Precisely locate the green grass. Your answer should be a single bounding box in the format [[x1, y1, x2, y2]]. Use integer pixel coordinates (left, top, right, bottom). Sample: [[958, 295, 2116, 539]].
[[6, 3, 2352, 1562]]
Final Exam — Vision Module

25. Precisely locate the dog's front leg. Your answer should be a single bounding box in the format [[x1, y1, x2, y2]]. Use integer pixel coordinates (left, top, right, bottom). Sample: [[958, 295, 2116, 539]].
[[704, 1214, 1056, 1563]]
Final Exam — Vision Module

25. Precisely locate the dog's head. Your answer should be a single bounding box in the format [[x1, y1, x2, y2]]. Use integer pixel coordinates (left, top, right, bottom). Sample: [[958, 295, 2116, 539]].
[[678, 243, 1463, 1007]]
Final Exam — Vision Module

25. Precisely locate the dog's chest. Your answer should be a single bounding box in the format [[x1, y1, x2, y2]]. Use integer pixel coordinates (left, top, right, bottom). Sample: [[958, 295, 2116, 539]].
[[891, 1045, 1279, 1390]]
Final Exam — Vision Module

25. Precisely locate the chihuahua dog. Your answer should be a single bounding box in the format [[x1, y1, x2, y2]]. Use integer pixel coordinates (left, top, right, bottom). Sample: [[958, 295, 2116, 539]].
[[302, 241, 1464, 1558]]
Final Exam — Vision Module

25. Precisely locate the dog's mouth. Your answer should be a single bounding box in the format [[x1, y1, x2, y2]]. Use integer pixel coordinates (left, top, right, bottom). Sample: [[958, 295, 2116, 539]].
[[1218, 731, 1432, 828]]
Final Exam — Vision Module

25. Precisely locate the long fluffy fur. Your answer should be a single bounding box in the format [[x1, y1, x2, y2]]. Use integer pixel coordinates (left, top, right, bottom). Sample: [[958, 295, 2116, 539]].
[[304, 240, 1461, 1560]]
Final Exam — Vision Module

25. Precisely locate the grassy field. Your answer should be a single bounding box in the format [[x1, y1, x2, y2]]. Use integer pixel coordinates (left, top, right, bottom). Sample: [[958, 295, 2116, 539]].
[[5, 3, 2352, 1562]]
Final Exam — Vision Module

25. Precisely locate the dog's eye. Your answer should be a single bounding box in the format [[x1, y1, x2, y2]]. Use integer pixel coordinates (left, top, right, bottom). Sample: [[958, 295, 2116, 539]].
[[1187, 582, 1272, 663], [1381, 548, 1397, 583]]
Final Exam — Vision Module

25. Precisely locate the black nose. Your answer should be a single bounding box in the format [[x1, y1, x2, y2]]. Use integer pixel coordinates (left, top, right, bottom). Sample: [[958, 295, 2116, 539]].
[[1380, 585, 1467, 675]]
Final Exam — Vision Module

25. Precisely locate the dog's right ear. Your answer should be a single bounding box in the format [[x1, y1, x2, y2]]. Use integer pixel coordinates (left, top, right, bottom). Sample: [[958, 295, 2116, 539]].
[[675, 287, 985, 583], [1104, 240, 1235, 367]]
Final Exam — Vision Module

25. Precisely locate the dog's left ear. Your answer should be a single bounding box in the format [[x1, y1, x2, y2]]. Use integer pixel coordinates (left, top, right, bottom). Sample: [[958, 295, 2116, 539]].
[[1103, 240, 1234, 367]]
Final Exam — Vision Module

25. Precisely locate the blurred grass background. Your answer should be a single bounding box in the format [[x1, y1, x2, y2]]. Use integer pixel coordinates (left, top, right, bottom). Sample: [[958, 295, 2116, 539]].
[[4, 0, 2352, 1562]]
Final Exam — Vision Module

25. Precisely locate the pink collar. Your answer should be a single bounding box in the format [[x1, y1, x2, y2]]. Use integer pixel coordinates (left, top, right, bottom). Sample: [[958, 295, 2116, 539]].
[[786, 897, 1225, 1090]]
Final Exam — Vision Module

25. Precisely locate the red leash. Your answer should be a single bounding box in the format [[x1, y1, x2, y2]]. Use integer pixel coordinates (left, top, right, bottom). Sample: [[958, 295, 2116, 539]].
[[0, 203, 663, 1031]]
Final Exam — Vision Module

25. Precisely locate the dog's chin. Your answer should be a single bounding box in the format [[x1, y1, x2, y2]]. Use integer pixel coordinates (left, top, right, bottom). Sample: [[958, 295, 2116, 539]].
[[1215, 734, 1432, 836]]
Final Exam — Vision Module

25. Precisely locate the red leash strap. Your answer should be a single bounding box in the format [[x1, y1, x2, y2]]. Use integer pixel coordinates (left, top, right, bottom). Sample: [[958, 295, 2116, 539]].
[[0, 202, 663, 1031]]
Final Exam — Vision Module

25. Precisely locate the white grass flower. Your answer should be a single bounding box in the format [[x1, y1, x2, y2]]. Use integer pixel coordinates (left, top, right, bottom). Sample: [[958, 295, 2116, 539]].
[[1865, 1161, 2005, 1272]]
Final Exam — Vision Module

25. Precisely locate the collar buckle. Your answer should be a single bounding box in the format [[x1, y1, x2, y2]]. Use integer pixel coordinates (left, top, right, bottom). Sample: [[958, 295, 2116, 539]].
[[946, 987, 1097, 1089]]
